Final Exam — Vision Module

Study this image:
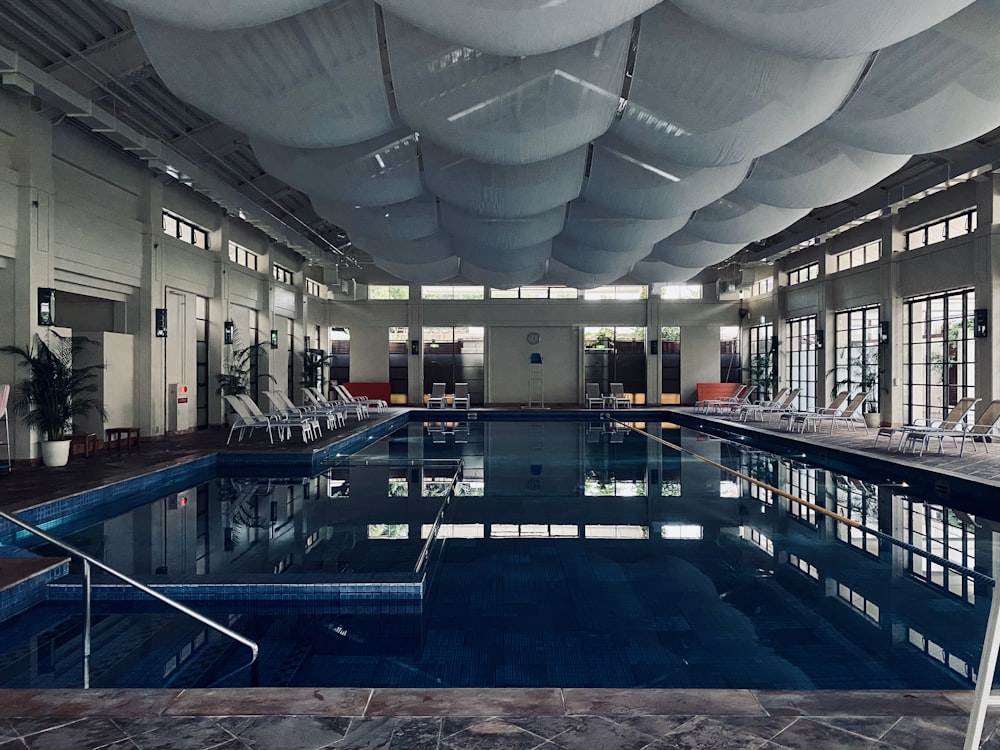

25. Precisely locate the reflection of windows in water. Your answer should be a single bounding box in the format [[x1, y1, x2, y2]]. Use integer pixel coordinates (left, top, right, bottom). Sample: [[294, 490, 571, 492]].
[[788, 553, 819, 581], [720, 480, 740, 498], [368, 523, 409, 540], [902, 499, 976, 604], [742, 526, 774, 556], [908, 627, 974, 683], [834, 477, 879, 556], [660, 524, 702, 540], [787, 465, 818, 526], [836, 581, 879, 623], [661, 481, 681, 497]]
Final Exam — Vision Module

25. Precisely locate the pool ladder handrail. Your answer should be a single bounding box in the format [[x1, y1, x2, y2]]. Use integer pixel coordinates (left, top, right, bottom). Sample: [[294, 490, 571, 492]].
[[0, 510, 259, 688]]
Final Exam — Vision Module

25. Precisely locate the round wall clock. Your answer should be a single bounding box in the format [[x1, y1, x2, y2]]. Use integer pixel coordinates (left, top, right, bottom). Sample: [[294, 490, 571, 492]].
[[526, 331, 541, 345]]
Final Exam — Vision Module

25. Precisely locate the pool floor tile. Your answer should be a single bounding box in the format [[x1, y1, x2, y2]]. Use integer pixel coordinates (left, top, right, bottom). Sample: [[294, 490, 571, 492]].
[[217, 715, 351, 749]]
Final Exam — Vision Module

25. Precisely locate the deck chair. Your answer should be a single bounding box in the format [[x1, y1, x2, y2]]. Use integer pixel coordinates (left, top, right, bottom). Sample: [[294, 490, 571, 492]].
[[304, 387, 365, 422], [269, 390, 342, 430], [874, 396, 980, 451], [427, 382, 446, 409], [779, 391, 849, 432], [336, 384, 385, 413], [223, 394, 279, 444], [585, 382, 604, 409], [736, 387, 787, 421], [331, 384, 371, 418], [797, 391, 869, 433], [453, 382, 470, 409], [0, 384, 9, 472], [901, 399, 1000, 456], [238, 394, 317, 442], [609, 382, 632, 408], [695, 384, 747, 414], [741, 388, 798, 422]]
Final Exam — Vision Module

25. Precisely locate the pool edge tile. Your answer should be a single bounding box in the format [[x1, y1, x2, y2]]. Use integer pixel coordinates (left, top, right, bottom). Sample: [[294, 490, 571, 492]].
[[367, 688, 565, 717], [163, 687, 372, 716], [562, 688, 766, 717]]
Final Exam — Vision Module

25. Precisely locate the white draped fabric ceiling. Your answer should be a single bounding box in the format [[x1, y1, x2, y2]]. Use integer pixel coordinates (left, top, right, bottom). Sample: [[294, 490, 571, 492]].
[[112, 0, 1000, 287]]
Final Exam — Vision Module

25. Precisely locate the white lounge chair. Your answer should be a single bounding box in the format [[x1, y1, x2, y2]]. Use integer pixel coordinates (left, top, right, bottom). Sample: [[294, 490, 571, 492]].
[[268, 390, 343, 430], [453, 382, 470, 409], [223, 394, 279, 444], [331, 384, 372, 418], [778, 391, 849, 432], [796, 391, 869, 433], [900, 398, 1000, 456], [238, 394, 317, 442], [874, 396, 980, 452], [696, 384, 749, 414], [609, 382, 632, 408], [585, 382, 605, 409], [304, 387, 365, 421], [427, 382, 446, 409], [335, 384, 384, 413]]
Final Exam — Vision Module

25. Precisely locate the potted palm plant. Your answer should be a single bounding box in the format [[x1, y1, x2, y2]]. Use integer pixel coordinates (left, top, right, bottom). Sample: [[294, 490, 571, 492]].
[[830, 347, 881, 428], [1, 332, 107, 467], [216, 327, 273, 421]]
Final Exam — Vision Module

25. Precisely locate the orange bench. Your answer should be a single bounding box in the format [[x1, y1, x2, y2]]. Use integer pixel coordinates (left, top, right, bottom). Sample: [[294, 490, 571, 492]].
[[695, 383, 742, 405]]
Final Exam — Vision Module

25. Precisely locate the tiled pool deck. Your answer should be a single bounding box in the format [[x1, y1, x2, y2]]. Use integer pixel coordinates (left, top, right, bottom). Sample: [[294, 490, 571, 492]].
[[2, 406, 1000, 749]]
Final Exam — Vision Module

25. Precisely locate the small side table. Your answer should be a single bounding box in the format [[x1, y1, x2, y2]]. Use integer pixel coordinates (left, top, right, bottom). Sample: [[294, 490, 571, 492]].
[[105, 427, 141, 452], [69, 433, 97, 458]]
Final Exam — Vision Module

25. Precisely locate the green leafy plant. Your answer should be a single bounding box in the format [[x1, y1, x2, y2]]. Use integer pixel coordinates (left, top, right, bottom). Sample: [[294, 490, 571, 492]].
[[829, 346, 881, 412], [743, 350, 776, 401], [300, 348, 331, 390], [216, 327, 272, 397], [0, 332, 107, 441]]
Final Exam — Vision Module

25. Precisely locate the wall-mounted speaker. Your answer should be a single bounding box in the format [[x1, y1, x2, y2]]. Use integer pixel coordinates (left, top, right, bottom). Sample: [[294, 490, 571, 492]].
[[974, 308, 988, 338]]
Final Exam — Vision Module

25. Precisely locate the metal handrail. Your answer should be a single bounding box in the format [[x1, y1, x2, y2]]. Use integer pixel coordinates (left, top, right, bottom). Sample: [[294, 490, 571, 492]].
[[414, 460, 464, 574], [0, 510, 259, 688]]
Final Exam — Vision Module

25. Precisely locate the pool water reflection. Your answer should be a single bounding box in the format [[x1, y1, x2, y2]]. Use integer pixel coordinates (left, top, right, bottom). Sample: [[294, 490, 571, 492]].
[[1, 418, 995, 690]]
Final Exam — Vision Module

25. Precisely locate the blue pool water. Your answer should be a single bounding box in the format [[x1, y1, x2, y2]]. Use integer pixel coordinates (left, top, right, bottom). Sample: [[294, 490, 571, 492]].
[[0, 417, 993, 690]]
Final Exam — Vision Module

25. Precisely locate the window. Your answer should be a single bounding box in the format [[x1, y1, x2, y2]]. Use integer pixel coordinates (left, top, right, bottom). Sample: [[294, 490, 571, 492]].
[[389, 327, 408, 404], [903, 289, 975, 425], [490, 286, 578, 299], [904, 209, 977, 251], [660, 284, 702, 300], [833, 306, 881, 414], [162, 210, 208, 249], [750, 277, 773, 297], [584, 326, 647, 402], [273, 264, 294, 285], [660, 326, 680, 402], [834, 477, 879, 556], [835, 240, 880, 272], [907, 627, 974, 682], [421, 285, 484, 300], [305, 278, 323, 297], [786, 316, 817, 411], [902, 499, 976, 604], [788, 553, 819, 581], [583, 285, 647, 300], [228, 242, 259, 271], [743, 527, 774, 556], [422, 325, 484, 404], [747, 324, 775, 400], [720, 326, 741, 384], [786, 262, 819, 286], [660, 524, 703, 540], [369, 285, 410, 300], [836, 582, 880, 623]]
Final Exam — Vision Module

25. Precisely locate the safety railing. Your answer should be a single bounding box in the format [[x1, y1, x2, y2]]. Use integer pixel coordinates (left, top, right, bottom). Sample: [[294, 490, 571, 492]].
[[0, 510, 259, 688]]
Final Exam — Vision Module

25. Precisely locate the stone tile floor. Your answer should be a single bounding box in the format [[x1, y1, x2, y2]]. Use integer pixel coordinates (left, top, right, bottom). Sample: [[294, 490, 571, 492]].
[[3, 407, 1000, 748]]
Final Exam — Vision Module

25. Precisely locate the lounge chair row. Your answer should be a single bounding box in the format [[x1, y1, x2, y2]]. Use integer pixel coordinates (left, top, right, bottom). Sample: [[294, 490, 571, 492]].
[[585, 382, 632, 408], [427, 382, 470, 409], [224, 384, 387, 444], [873, 397, 1000, 456]]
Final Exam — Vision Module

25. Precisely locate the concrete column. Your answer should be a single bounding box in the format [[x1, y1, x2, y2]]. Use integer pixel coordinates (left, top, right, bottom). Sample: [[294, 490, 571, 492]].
[[136, 176, 166, 438], [973, 174, 1000, 406], [880, 212, 904, 426], [407, 289, 422, 405], [679, 324, 719, 405], [646, 296, 661, 405]]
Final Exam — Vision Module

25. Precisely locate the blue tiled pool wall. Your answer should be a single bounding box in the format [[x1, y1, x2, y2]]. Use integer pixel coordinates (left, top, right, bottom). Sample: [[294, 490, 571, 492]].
[[46, 578, 424, 607], [0, 456, 219, 546], [0, 545, 69, 622]]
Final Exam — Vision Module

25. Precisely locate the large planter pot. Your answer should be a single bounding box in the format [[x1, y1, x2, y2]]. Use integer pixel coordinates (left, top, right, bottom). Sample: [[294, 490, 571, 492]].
[[40, 439, 71, 467], [864, 412, 880, 429]]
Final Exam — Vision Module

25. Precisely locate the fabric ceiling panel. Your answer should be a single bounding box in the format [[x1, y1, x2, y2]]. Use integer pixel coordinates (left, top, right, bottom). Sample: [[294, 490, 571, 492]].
[[422, 143, 587, 218], [738, 127, 910, 208], [112, 0, 330, 30], [250, 130, 422, 207], [584, 136, 749, 219], [377, 0, 658, 56], [647, 231, 746, 269], [616, 3, 867, 167], [543, 259, 629, 289], [551, 236, 651, 276], [440, 204, 565, 251], [375, 256, 462, 283], [313, 195, 439, 241], [686, 195, 810, 245], [352, 232, 453, 265], [460, 259, 551, 289], [823, 0, 1000, 154], [671, 0, 973, 59], [133, 0, 393, 148], [629, 261, 701, 284], [456, 241, 553, 273], [386, 12, 630, 165], [563, 201, 688, 252]]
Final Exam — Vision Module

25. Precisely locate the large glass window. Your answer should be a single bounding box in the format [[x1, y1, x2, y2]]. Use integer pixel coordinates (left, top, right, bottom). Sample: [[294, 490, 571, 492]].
[[369, 285, 410, 300], [747, 324, 775, 400], [328, 328, 350, 387], [422, 326, 484, 405], [421, 285, 484, 300], [584, 327, 647, 403], [490, 286, 578, 299], [904, 210, 977, 251], [833, 306, 880, 413], [720, 325, 742, 383], [583, 286, 647, 301], [660, 326, 680, 404], [195, 296, 208, 429], [785, 316, 817, 411], [835, 240, 880, 272], [903, 289, 975, 425], [389, 327, 408, 404]]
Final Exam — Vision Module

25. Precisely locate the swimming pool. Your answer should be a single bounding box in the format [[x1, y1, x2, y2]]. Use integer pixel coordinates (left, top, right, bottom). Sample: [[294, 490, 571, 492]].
[[0, 417, 993, 690]]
